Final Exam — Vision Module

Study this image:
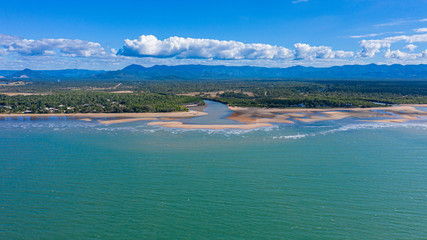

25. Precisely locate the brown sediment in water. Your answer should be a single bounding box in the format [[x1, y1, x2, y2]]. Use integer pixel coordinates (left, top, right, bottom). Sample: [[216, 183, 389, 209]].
[[79, 118, 93, 122], [98, 118, 158, 124]]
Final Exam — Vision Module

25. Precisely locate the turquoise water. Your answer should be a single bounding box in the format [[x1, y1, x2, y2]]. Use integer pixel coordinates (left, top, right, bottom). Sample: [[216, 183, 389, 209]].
[[1, 103, 427, 239], [182, 100, 239, 125]]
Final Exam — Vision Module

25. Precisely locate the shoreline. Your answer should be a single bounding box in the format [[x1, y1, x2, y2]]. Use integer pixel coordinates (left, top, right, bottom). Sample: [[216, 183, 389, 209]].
[[1, 104, 426, 129], [0, 111, 207, 118], [2, 104, 426, 118]]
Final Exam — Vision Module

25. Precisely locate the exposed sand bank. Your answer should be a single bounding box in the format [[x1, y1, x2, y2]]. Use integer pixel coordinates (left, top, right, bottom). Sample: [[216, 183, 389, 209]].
[[360, 119, 410, 123], [147, 121, 272, 129], [227, 105, 427, 124], [0, 111, 208, 125], [79, 118, 93, 122], [98, 118, 158, 124], [1, 111, 207, 118], [2, 104, 426, 129]]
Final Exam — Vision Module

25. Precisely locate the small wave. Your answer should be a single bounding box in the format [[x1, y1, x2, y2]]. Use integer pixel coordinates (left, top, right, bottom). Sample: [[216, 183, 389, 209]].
[[273, 133, 313, 139], [320, 122, 427, 135], [145, 124, 278, 136], [2, 118, 426, 139], [273, 122, 427, 140]]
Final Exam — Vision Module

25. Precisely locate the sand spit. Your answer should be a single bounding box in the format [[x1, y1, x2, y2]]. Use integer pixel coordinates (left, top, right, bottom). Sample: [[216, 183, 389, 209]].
[[0, 111, 208, 125], [79, 118, 93, 122], [98, 118, 158, 124], [227, 105, 427, 124], [1, 111, 207, 118], [2, 104, 426, 129], [147, 121, 272, 129]]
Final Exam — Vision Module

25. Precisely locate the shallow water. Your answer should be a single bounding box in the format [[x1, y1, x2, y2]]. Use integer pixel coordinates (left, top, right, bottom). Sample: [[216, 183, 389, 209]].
[[181, 100, 240, 125], [1, 103, 427, 239]]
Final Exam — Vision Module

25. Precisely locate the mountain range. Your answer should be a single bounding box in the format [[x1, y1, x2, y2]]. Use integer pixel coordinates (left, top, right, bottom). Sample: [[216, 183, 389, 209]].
[[1, 64, 427, 80]]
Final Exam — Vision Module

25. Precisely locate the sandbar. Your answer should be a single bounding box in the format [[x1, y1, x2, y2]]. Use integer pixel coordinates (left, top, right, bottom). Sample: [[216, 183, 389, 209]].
[[98, 118, 158, 124], [147, 121, 272, 129], [227, 104, 427, 124], [0, 111, 207, 118], [360, 119, 410, 123], [2, 104, 426, 129]]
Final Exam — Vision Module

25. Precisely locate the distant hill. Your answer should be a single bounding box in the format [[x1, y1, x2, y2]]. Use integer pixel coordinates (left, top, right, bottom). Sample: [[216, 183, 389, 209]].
[[9, 68, 50, 79], [94, 64, 427, 80], [2, 64, 427, 80], [42, 69, 105, 78], [0, 70, 17, 78], [2, 69, 105, 80]]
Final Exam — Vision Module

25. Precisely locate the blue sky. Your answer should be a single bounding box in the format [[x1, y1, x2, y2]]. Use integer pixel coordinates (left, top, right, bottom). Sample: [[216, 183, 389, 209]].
[[1, 0, 427, 70]]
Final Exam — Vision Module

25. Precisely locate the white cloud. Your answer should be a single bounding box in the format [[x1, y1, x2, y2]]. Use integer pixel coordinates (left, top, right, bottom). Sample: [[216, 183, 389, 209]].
[[118, 35, 353, 61], [119, 35, 294, 60], [294, 43, 353, 60], [414, 28, 427, 33], [348, 33, 383, 39], [358, 39, 391, 58], [358, 33, 427, 57], [292, 0, 308, 4], [3, 33, 427, 69], [404, 44, 418, 52], [384, 49, 427, 60], [0, 34, 106, 57], [0, 48, 7, 56], [375, 18, 427, 27]]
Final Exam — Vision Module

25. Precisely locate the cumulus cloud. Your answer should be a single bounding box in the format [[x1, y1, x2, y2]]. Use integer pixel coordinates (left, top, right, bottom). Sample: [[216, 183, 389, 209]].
[[294, 43, 353, 59], [0, 34, 106, 57], [358, 39, 391, 58], [404, 44, 418, 52], [384, 49, 427, 60], [118, 35, 294, 60], [118, 35, 353, 61], [358, 33, 427, 57]]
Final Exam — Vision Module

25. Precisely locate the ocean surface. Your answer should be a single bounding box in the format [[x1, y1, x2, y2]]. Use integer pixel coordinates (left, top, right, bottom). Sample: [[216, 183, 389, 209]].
[[1, 101, 427, 239]]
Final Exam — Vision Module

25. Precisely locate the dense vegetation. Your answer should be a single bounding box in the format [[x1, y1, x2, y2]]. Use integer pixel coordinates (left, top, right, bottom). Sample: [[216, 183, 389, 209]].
[[0, 92, 203, 113], [1, 79, 427, 113]]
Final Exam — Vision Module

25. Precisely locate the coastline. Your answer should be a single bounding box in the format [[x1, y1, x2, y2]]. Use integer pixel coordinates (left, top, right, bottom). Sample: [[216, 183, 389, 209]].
[[0, 111, 207, 118], [1, 104, 426, 129]]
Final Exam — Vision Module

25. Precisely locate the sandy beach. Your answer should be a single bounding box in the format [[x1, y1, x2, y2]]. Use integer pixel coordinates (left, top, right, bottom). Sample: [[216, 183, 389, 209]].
[[0, 111, 207, 118], [0, 111, 208, 125], [1, 104, 426, 129]]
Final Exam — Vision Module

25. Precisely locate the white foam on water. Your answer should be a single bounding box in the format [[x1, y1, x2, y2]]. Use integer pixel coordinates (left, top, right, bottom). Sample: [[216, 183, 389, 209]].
[[2, 118, 426, 140], [273, 122, 427, 140], [144, 124, 278, 136], [273, 133, 312, 139]]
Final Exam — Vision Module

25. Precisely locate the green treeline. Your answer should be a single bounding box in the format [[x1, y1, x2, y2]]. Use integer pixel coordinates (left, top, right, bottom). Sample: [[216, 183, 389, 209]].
[[0, 92, 203, 113], [1, 80, 426, 112]]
